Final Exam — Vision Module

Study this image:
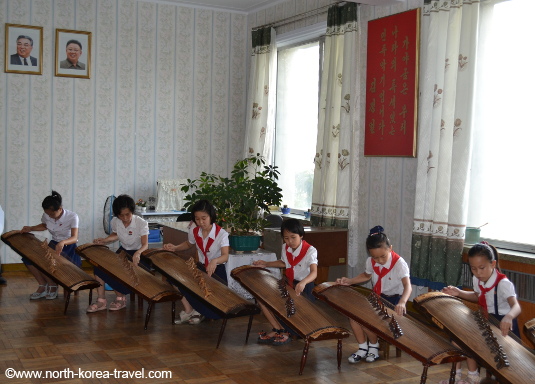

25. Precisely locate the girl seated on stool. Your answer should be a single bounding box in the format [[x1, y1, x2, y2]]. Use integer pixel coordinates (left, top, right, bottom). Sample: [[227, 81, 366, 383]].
[[336, 226, 411, 363], [439, 242, 521, 384], [20, 190, 80, 300], [253, 218, 318, 346], [87, 194, 149, 312], [163, 200, 229, 325]]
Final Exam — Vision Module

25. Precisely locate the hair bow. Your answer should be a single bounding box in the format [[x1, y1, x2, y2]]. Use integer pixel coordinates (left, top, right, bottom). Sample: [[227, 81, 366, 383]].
[[369, 225, 384, 236]]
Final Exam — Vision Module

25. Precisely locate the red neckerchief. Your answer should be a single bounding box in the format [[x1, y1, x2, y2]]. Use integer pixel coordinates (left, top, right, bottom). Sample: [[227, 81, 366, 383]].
[[478, 269, 506, 311], [371, 251, 400, 295], [285, 240, 311, 288], [194, 224, 221, 268]]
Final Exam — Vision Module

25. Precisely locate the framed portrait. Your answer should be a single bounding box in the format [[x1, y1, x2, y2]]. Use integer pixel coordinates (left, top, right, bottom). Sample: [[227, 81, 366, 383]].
[[4, 23, 43, 75], [55, 28, 91, 79]]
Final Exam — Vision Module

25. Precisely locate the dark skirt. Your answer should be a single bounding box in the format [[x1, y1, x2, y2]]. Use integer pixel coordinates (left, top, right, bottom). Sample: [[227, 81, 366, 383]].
[[22, 240, 81, 268], [93, 247, 140, 295], [169, 263, 228, 319]]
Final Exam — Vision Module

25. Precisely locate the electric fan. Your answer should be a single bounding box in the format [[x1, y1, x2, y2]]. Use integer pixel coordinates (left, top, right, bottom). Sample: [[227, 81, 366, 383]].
[[102, 195, 116, 235]]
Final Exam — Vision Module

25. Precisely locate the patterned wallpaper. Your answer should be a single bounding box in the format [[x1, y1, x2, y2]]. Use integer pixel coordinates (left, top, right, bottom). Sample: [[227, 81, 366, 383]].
[[0, 0, 424, 266], [0, 0, 247, 263], [249, 0, 423, 274]]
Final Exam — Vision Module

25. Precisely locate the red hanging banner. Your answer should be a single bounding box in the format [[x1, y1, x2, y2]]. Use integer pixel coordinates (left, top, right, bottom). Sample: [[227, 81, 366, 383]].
[[364, 8, 420, 157]]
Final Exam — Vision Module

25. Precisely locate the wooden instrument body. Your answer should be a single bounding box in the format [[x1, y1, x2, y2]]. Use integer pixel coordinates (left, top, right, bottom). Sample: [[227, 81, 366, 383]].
[[1, 230, 101, 314], [232, 266, 349, 340], [143, 249, 260, 319], [76, 243, 180, 304], [231, 265, 349, 375], [313, 283, 465, 368], [524, 318, 535, 347], [413, 292, 535, 384], [2, 231, 100, 292]]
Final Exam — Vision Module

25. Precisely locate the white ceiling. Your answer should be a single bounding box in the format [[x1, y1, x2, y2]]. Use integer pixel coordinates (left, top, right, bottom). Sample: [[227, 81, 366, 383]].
[[158, 0, 403, 13]]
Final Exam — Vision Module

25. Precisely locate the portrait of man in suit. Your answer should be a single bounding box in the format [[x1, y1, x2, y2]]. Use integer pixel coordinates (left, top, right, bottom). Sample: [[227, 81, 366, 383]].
[[10, 35, 38, 66], [59, 40, 85, 70], [55, 29, 91, 79]]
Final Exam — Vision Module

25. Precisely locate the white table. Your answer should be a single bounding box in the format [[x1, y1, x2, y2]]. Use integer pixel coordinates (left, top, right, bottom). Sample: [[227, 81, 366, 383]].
[[226, 248, 281, 299]]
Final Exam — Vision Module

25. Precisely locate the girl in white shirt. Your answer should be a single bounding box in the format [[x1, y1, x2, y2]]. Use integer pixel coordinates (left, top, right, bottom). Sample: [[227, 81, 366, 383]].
[[163, 200, 230, 325], [441, 242, 521, 384], [87, 194, 149, 312], [20, 191, 80, 300], [336, 226, 412, 364]]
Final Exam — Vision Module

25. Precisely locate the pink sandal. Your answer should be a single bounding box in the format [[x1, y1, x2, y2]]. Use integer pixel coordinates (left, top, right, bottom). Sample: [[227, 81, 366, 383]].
[[86, 297, 107, 313], [108, 296, 127, 311]]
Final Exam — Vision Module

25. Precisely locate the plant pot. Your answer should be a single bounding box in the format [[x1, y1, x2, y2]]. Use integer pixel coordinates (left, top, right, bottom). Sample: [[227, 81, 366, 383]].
[[140, 207, 147, 212], [229, 234, 261, 252], [465, 227, 480, 244]]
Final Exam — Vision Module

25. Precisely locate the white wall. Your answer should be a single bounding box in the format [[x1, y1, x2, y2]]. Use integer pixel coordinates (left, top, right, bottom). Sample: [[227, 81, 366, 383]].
[[0, 0, 248, 263], [249, 0, 423, 273]]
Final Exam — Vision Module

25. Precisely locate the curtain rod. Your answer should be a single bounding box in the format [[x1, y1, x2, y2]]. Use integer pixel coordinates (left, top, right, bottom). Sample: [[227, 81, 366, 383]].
[[252, 1, 348, 31]]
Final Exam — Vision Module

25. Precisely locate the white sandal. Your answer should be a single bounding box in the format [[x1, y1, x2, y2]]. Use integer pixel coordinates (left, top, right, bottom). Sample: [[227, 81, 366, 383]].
[[30, 284, 48, 300], [365, 345, 380, 362], [87, 298, 108, 313], [46, 285, 58, 300]]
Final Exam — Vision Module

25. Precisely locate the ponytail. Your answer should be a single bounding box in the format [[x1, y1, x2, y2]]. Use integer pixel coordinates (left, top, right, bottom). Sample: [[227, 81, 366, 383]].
[[41, 190, 62, 211]]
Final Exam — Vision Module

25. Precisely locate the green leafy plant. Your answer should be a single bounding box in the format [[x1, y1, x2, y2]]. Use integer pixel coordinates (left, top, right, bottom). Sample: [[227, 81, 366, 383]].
[[181, 154, 283, 235]]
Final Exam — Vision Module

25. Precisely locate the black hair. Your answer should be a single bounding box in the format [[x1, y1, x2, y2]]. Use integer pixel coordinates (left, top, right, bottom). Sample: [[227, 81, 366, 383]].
[[468, 242, 500, 270], [280, 218, 304, 237], [41, 190, 62, 211], [190, 200, 217, 224], [112, 194, 136, 216], [17, 35, 34, 46], [366, 225, 391, 250], [66, 39, 82, 50]]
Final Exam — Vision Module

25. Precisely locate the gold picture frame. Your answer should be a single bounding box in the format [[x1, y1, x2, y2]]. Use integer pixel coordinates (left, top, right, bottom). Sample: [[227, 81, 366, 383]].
[[55, 28, 91, 79], [4, 23, 43, 75]]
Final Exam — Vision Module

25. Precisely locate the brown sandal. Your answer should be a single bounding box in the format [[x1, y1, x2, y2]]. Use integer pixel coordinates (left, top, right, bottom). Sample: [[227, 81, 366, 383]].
[[86, 297, 107, 313], [108, 296, 127, 311]]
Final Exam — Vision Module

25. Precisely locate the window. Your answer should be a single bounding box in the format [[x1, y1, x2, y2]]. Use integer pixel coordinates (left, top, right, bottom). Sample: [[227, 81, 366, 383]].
[[467, 0, 535, 251], [273, 39, 321, 212]]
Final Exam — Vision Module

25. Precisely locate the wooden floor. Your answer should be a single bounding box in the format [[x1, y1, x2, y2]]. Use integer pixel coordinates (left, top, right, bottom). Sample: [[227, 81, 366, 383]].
[[0, 271, 458, 384]]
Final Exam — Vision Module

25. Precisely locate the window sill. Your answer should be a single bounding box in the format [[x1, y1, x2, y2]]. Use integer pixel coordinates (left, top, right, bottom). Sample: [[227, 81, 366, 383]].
[[463, 244, 535, 265]]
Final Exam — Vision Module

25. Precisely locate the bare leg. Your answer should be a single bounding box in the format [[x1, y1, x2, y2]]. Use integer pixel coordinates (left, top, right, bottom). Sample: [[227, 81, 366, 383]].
[[26, 264, 48, 292], [350, 319, 370, 344], [259, 302, 283, 336], [363, 328, 378, 344], [93, 276, 106, 298], [181, 297, 193, 314]]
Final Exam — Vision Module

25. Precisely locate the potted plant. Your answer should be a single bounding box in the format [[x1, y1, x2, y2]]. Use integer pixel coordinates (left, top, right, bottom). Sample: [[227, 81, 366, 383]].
[[136, 199, 147, 212], [181, 154, 283, 251]]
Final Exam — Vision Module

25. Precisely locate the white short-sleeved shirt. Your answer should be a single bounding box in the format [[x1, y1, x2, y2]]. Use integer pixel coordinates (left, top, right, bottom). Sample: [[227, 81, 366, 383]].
[[473, 269, 517, 316], [365, 253, 410, 296], [111, 215, 149, 251], [188, 224, 229, 265], [41, 209, 79, 242], [281, 242, 318, 282]]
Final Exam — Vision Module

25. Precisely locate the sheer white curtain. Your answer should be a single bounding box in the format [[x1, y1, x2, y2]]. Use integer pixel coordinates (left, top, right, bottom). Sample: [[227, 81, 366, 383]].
[[310, 2, 358, 228], [467, 0, 535, 247], [411, 0, 494, 289], [243, 27, 277, 160]]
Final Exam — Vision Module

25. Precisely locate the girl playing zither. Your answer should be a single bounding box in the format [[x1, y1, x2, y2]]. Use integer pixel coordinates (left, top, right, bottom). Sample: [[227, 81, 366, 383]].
[[163, 199, 229, 325], [336, 226, 411, 363], [253, 218, 318, 346]]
